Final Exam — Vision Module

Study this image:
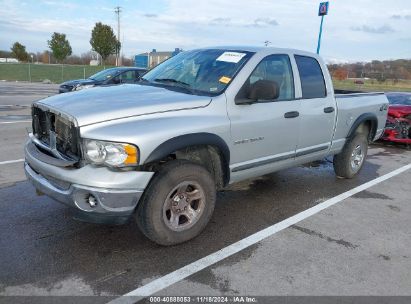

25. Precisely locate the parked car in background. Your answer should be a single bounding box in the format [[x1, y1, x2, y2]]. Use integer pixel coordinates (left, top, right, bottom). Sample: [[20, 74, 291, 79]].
[[59, 67, 147, 93], [382, 92, 411, 144]]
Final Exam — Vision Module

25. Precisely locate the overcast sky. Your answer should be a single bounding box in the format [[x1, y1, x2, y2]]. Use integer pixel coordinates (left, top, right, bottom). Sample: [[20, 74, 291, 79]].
[[0, 0, 410, 62]]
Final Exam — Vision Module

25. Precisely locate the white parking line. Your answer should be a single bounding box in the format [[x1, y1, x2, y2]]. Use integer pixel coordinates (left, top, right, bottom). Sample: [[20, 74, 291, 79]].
[[0, 159, 24, 165], [0, 120, 31, 124], [109, 163, 411, 304], [0, 104, 29, 107], [0, 104, 27, 107]]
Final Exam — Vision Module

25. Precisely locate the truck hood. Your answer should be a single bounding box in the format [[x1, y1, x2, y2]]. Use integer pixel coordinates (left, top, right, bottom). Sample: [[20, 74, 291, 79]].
[[35, 84, 212, 126], [388, 104, 411, 118], [388, 104, 411, 113]]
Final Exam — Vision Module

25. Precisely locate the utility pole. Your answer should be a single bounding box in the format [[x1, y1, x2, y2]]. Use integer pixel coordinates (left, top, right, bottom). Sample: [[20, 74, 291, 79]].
[[114, 6, 121, 66]]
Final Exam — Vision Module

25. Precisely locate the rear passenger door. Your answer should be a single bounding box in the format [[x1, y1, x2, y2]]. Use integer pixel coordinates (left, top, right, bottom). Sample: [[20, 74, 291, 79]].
[[294, 55, 336, 159]]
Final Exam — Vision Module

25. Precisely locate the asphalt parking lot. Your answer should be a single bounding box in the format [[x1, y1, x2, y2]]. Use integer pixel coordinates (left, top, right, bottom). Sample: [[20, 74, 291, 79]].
[[0, 81, 410, 303]]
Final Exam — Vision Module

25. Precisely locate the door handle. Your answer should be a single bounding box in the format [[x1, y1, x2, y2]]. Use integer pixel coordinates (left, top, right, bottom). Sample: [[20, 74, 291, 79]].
[[284, 111, 300, 118], [324, 107, 335, 113]]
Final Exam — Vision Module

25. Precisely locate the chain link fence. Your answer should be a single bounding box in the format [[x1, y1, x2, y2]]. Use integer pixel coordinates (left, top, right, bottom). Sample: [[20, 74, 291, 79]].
[[0, 63, 114, 84]]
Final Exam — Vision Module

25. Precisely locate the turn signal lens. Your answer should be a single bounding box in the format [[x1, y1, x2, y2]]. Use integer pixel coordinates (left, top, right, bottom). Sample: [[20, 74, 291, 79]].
[[124, 144, 138, 165]]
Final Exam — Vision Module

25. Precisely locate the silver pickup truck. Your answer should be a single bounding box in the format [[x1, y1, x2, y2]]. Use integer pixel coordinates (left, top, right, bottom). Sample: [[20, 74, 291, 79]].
[[25, 47, 389, 245]]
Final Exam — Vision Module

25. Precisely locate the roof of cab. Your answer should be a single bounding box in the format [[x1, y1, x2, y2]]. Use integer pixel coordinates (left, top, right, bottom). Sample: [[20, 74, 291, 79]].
[[201, 45, 321, 59]]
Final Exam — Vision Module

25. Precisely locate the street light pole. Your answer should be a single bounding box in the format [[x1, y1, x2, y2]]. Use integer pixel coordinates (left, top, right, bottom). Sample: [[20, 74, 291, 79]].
[[28, 62, 31, 82], [29, 54, 34, 82], [115, 6, 121, 66]]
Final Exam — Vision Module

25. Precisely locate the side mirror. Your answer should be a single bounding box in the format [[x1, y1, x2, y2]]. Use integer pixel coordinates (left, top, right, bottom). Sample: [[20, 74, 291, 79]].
[[248, 80, 279, 102]]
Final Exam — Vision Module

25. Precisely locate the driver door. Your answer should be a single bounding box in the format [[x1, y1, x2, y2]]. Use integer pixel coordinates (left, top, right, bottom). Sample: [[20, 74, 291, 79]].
[[226, 54, 301, 180]]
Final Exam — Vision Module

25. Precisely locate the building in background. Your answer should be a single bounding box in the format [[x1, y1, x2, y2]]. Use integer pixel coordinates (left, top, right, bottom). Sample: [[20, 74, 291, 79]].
[[135, 48, 182, 69]]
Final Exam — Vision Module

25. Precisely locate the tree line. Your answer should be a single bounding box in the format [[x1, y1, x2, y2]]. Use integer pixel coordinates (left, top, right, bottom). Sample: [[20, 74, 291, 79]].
[[3, 22, 125, 66], [328, 60, 411, 82]]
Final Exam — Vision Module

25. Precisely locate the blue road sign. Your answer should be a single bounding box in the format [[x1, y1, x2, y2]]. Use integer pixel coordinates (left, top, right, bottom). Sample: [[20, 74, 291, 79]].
[[318, 2, 329, 16], [317, 2, 329, 54]]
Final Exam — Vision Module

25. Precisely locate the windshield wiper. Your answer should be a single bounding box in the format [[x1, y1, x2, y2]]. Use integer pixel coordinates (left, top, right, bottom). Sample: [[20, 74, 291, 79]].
[[154, 78, 191, 87], [154, 78, 197, 95]]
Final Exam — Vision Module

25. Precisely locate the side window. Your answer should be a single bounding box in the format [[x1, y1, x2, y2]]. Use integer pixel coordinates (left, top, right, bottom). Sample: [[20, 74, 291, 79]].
[[294, 55, 326, 99], [120, 71, 136, 83], [238, 54, 295, 102]]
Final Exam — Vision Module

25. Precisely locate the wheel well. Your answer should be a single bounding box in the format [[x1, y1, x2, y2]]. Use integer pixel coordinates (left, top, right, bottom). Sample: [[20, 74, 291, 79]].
[[348, 114, 378, 142], [354, 120, 376, 141], [143, 133, 230, 189], [144, 145, 229, 190]]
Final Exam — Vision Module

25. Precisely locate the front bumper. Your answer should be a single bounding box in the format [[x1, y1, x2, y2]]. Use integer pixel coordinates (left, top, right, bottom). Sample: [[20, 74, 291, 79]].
[[381, 116, 411, 144], [24, 140, 154, 224], [381, 131, 411, 144]]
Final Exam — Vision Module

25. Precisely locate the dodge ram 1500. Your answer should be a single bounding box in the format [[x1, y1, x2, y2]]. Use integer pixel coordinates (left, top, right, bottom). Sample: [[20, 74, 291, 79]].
[[25, 47, 389, 245]]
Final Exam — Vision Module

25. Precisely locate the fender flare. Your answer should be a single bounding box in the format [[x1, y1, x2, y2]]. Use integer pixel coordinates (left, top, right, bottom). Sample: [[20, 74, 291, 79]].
[[347, 113, 378, 140], [144, 132, 230, 166]]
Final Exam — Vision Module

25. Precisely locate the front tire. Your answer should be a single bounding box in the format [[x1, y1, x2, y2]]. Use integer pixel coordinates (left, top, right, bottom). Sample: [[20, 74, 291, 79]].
[[333, 132, 369, 179], [136, 160, 216, 246]]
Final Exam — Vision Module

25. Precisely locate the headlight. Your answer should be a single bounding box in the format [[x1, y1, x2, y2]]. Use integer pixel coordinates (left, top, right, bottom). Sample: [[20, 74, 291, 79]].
[[84, 139, 139, 167], [75, 84, 94, 91]]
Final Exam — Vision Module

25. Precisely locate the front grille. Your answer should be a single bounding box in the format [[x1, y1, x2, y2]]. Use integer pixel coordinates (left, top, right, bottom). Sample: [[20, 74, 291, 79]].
[[32, 106, 81, 162]]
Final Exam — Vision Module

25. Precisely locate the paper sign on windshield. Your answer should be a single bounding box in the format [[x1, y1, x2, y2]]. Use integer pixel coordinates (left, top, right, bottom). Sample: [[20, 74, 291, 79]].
[[216, 52, 246, 63]]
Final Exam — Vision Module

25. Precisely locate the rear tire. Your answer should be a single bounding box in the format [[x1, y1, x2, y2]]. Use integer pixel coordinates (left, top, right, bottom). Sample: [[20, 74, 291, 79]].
[[333, 132, 368, 179], [136, 160, 216, 246]]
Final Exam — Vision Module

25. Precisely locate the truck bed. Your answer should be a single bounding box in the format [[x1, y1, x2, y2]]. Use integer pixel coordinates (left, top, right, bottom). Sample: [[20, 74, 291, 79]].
[[335, 89, 385, 97], [332, 91, 388, 146]]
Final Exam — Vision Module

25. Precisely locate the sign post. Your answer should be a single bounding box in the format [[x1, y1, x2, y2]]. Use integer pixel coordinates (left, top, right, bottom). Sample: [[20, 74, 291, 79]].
[[317, 2, 329, 54]]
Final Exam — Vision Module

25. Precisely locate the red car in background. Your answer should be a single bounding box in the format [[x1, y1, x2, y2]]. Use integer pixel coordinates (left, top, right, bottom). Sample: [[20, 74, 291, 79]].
[[382, 93, 411, 144]]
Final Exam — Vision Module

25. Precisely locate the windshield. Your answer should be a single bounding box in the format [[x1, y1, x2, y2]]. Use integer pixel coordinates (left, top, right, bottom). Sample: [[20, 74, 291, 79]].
[[386, 93, 411, 106], [142, 49, 254, 96], [89, 69, 120, 81]]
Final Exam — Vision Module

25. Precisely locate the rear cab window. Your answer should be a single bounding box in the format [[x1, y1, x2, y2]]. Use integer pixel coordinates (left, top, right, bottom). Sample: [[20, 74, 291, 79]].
[[294, 55, 327, 99]]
